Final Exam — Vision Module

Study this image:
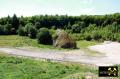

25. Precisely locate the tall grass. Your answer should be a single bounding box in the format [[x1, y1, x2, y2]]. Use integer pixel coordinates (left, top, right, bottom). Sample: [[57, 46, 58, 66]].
[[0, 35, 53, 49], [0, 54, 97, 79]]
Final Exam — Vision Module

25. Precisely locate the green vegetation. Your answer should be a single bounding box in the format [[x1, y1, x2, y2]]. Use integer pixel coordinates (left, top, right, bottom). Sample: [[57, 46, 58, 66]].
[[77, 40, 99, 49], [0, 13, 120, 44], [0, 13, 120, 79], [37, 28, 53, 45], [0, 13, 120, 49], [0, 35, 99, 49], [0, 53, 97, 79], [0, 35, 53, 49], [17, 26, 26, 36]]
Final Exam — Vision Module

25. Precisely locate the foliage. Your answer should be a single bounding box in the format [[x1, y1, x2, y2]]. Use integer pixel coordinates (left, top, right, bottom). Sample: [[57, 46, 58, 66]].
[[24, 23, 33, 34], [18, 25, 26, 36], [72, 24, 80, 33], [0, 35, 53, 49], [0, 25, 4, 35], [0, 13, 120, 42], [70, 33, 84, 41], [51, 25, 56, 30], [77, 40, 99, 48], [91, 30, 102, 40], [35, 22, 41, 29], [24, 23, 37, 38], [49, 29, 56, 35], [83, 33, 92, 41], [0, 54, 97, 79], [4, 23, 12, 35], [37, 28, 53, 45], [11, 14, 19, 30], [28, 26, 37, 39]]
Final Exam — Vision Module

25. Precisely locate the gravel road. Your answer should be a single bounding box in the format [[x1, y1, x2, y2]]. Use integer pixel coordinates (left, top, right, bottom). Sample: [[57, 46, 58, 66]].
[[0, 42, 120, 66]]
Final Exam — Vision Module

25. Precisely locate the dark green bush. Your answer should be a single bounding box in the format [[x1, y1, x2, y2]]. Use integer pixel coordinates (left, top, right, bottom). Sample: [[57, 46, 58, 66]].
[[70, 33, 84, 41], [18, 26, 26, 36], [115, 33, 120, 42], [35, 22, 41, 29], [91, 31, 102, 40], [28, 26, 37, 39], [117, 36, 120, 42], [24, 23, 37, 38], [4, 24, 12, 35], [37, 28, 53, 45], [24, 23, 33, 34], [51, 26, 56, 30], [52, 33, 58, 40], [84, 33, 92, 41], [0, 25, 4, 35], [49, 29, 55, 35], [72, 24, 80, 33]]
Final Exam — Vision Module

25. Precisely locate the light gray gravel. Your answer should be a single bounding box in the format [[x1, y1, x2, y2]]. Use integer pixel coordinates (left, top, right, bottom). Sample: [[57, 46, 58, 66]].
[[0, 42, 120, 67]]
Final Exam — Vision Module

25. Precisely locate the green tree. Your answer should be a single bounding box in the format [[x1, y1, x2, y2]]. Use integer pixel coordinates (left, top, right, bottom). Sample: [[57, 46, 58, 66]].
[[12, 14, 19, 30], [24, 23, 33, 34], [18, 25, 26, 36], [37, 28, 53, 45], [0, 25, 4, 35], [4, 23, 12, 35], [91, 30, 102, 40], [28, 26, 37, 39], [35, 22, 41, 29], [72, 24, 80, 33], [24, 23, 37, 38]]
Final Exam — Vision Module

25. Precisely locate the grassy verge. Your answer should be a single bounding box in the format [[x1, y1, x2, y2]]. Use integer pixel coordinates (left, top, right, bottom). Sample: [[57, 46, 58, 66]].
[[0, 35, 54, 49], [0, 53, 97, 79], [0, 35, 99, 50], [77, 40, 99, 49], [77, 40, 102, 57]]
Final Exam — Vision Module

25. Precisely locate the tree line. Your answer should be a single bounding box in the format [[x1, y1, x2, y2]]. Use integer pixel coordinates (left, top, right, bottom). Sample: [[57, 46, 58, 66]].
[[0, 13, 120, 43]]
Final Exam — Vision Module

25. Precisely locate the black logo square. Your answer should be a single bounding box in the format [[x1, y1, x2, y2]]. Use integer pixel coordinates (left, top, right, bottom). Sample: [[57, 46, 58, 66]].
[[99, 66, 118, 77]]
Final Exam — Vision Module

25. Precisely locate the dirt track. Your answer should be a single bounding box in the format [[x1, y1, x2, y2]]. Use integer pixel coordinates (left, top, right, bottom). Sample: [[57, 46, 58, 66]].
[[0, 42, 120, 66]]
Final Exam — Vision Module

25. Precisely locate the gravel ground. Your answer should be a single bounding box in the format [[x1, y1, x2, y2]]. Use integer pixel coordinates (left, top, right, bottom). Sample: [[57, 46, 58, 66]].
[[0, 42, 120, 66], [89, 41, 120, 66]]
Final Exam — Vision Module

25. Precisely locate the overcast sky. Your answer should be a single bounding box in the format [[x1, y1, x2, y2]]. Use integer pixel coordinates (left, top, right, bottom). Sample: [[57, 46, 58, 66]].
[[0, 0, 120, 17]]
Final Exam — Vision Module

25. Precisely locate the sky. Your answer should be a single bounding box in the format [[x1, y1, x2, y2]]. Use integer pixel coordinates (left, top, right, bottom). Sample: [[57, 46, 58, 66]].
[[0, 0, 120, 17]]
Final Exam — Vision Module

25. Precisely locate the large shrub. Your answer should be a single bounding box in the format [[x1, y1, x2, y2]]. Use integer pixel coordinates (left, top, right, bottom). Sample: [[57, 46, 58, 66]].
[[0, 25, 4, 35], [51, 26, 56, 30], [4, 23, 12, 35], [24, 23, 37, 38], [18, 26, 26, 36], [70, 33, 84, 41], [91, 30, 102, 40], [84, 33, 92, 41], [72, 22, 85, 33], [37, 28, 53, 45], [35, 22, 41, 29], [117, 36, 120, 42], [85, 24, 97, 32], [28, 26, 37, 39], [24, 23, 33, 34], [72, 24, 80, 33]]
